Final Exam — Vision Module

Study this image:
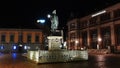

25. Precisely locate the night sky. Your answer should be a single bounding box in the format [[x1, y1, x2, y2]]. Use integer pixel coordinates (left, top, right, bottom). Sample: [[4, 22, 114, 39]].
[[0, 0, 120, 29]]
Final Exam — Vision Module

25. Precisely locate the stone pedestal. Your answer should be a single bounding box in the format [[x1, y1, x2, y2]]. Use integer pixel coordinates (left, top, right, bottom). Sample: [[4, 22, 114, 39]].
[[47, 36, 63, 50]]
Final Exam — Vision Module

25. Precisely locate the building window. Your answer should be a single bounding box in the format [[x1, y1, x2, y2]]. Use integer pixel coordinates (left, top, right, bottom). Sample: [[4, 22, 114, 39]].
[[1, 34, 6, 42], [80, 20, 88, 28], [90, 30, 98, 49], [114, 9, 120, 18], [10, 34, 14, 42], [101, 27, 111, 48], [35, 35, 39, 43], [89, 17, 98, 26], [115, 25, 120, 45], [70, 33, 75, 42], [100, 12, 111, 22], [82, 31, 87, 46], [70, 41, 75, 50], [70, 23, 75, 30], [27, 34, 31, 43]]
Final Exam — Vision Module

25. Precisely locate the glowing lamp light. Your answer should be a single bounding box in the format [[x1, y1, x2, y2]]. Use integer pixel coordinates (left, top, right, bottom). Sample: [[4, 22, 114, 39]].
[[19, 44, 22, 47], [37, 19, 45, 24], [1, 46, 4, 49], [75, 40, 79, 44], [24, 46, 27, 50], [47, 14, 51, 18], [81, 48, 84, 50], [13, 46, 17, 50], [98, 38, 102, 42], [92, 10, 106, 17]]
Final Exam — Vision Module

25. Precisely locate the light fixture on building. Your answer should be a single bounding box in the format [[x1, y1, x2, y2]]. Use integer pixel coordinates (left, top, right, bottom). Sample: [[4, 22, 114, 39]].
[[98, 38, 102, 42], [91, 10, 106, 17], [75, 40, 79, 44]]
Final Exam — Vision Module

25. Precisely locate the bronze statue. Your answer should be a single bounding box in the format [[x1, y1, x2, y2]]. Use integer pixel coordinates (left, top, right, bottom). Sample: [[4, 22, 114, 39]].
[[49, 10, 59, 32]]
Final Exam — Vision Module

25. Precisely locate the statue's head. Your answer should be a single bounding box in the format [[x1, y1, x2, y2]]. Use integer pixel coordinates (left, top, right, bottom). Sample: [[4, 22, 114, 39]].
[[52, 10, 56, 14]]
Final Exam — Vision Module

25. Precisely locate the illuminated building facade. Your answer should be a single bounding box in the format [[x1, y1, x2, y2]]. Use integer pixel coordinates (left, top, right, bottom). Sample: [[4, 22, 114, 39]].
[[67, 3, 120, 51], [0, 29, 44, 53]]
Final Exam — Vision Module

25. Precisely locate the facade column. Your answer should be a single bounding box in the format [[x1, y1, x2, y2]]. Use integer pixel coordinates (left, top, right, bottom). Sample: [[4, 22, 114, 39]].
[[79, 32, 82, 49], [68, 32, 70, 50], [78, 30, 81, 50], [87, 29, 90, 48], [6, 32, 10, 43], [23, 32, 27, 43], [111, 24, 115, 46], [67, 23, 71, 50], [97, 27, 102, 49], [31, 32, 35, 43], [14, 32, 18, 43], [75, 30, 79, 50], [0, 32, 1, 43]]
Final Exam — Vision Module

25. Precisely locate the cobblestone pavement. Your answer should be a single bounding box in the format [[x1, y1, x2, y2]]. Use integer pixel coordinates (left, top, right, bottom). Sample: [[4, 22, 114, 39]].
[[0, 53, 120, 68]]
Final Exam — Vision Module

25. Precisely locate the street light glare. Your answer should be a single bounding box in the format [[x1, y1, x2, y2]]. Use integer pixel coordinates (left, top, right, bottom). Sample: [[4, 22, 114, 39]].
[[24, 46, 27, 50], [47, 14, 51, 18], [37, 19, 45, 24], [13, 46, 17, 50], [75, 40, 79, 44], [98, 38, 102, 42]]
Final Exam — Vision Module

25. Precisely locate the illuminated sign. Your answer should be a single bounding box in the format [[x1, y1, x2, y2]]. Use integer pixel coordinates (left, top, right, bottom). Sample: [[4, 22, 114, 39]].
[[91, 10, 106, 17]]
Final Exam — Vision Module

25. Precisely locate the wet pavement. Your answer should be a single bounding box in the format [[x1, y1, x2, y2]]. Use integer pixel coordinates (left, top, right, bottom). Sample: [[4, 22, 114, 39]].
[[0, 53, 120, 68]]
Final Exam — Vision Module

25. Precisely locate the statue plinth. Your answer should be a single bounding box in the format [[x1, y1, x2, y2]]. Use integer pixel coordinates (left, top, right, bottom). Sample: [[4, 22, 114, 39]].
[[51, 30, 62, 36], [47, 36, 63, 50]]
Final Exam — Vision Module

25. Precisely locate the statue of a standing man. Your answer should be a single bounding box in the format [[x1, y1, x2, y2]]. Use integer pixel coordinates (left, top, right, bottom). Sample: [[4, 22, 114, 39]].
[[50, 10, 59, 32]]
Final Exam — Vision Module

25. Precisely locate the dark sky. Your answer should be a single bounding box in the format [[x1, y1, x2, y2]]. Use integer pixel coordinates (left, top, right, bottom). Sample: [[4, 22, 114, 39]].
[[0, 0, 120, 29]]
